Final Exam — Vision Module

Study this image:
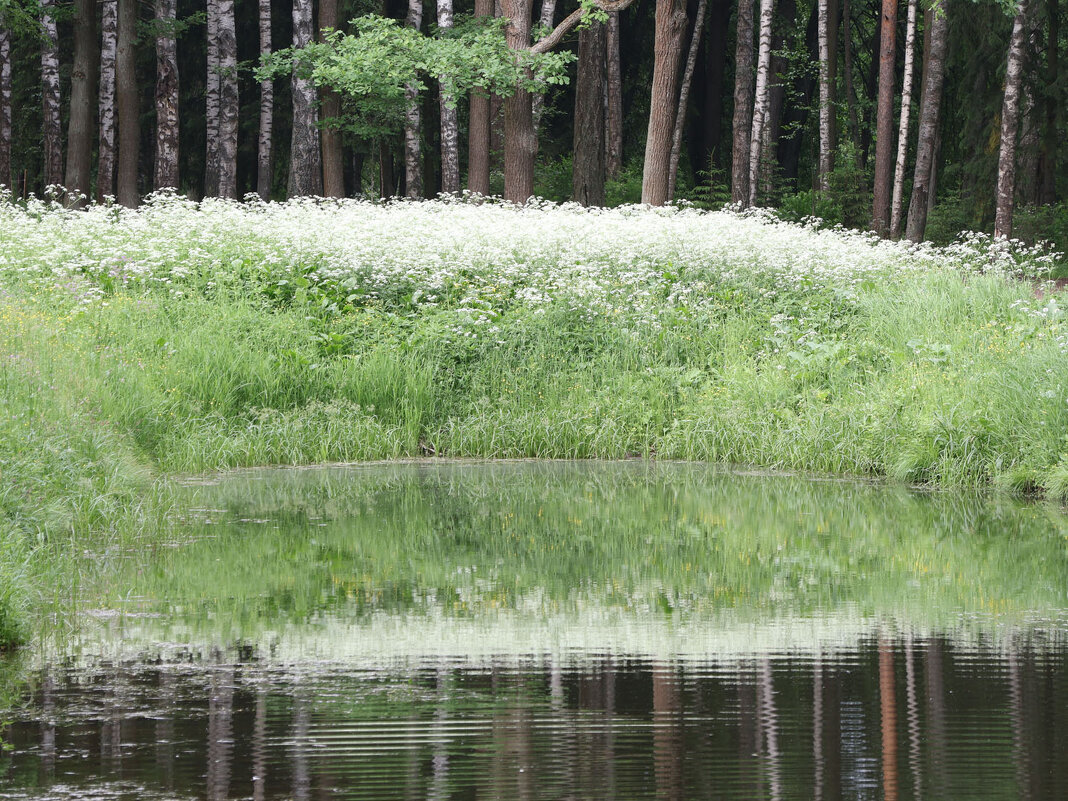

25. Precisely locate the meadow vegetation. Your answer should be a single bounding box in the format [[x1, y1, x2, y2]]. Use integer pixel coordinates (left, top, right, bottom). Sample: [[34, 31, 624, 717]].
[[1, 191, 1067, 647]]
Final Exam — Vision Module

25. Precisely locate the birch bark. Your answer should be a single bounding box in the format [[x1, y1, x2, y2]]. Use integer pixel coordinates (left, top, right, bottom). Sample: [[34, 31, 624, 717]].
[[97, 0, 117, 201], [994, 0, 1033, 238], [889, 0, 917, 237], [154, 0, 180, 190], [746, 0, 775, 206], [40, 0, 63, 188]]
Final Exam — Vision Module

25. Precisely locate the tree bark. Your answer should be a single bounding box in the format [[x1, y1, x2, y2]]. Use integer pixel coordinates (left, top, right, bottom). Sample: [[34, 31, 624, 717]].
[[288, 0, 323, 196], [573, 20, 606, 206], [438, 0, 460, 194], [731, 0, 755, 204], [0, 21, 10, 191], [217, 0, 238, 198], [871, 0, 897, 235], [116, 0, 139, 207], [1038, 0, 1058, 205], [154, 0, 179, 191], [468, 0, 495, 194], [816, 0, 832, 191], [642, 0, 688, 205], [995, 0, 1032, 239], [746, 0, 775, 206], [531, 0, 557, 146], [205, 0, 220, 196], [501, 0, 535, 203], [403, 0, 423, 198], [257, 0, 273, 199], [889, 0, 917, 237], [668, 0, 707, 200], [40, 0, 63, 189], [605, 12, 623, 177], [97, 0, 117, 201], [67, 0, 98, 203], [905, 2, 948, 243], [319, 0, 345, 197]]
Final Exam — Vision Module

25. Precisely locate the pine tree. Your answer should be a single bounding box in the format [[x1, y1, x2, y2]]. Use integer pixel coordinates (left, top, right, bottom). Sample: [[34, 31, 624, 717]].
[[731, 0, 755, 204], [66, 0, 97, 203], [642, 0, 688, 205]]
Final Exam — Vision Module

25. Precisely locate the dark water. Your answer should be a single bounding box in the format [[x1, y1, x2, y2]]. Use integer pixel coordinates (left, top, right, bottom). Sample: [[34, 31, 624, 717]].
[[1, 461, 1066, 800]]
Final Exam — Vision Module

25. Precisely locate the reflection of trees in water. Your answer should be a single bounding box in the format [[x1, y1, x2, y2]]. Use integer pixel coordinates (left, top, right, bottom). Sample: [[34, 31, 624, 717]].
[[879, 635, 898, 801]]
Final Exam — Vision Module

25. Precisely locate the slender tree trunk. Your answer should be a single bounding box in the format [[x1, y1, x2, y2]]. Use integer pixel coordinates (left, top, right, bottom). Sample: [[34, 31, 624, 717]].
[[205, 0, 220, 196], [1038, 0, 1058, 205], [501, 0, 535, 204], [40, 0, 63, 189], [816, 0, 833, 190], [288, 0, 323, 196], [0, 21, 10, 191], [154, 0, 179, 190], [871, 0, 897, 235], [889, 0, 917, 237], [319, 0, 345, 197], [905, 2, 948, 242], [116, 0, 139, 207], [403, 0, 423, 198], [995, 0, 1033, 239], [731, 0, 755, 204], [217, 0, 238, 198], [747, 0, 775, 206], [668, 0, 708, 200], [641, 0, 688, 205], [257, 0, 273, 199], [67, 0, 98, 203], [606, 12, 623, 177], [438, 0, 460, 193], [573, 20, 607, 205], [97, 0, 117, 200], [468, 0, 495, 194], [531, 0, 557, 144]]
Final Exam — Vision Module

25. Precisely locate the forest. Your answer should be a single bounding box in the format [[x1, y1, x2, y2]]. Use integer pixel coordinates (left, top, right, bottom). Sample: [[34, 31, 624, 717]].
[[0, 0, 1064, 249]]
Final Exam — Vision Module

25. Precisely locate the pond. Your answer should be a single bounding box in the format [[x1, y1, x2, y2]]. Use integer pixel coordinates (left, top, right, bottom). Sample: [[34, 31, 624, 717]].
[[1, 461, 1066, 799]]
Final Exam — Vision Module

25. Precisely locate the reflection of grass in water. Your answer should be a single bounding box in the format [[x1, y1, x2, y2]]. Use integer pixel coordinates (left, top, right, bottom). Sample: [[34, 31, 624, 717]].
[[110, 463, 1068, 637]]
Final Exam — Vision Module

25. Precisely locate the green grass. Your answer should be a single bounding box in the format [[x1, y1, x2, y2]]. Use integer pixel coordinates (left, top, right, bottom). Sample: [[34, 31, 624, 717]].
[[2, 199, 1068, 649]]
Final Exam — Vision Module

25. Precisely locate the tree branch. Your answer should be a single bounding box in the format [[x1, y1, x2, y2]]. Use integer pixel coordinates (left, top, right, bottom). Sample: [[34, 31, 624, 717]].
[[531, 0, 636, 54]]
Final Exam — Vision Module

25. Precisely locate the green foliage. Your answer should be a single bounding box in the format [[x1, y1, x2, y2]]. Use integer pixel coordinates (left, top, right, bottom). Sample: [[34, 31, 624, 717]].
[[685, 153, 731, 210]]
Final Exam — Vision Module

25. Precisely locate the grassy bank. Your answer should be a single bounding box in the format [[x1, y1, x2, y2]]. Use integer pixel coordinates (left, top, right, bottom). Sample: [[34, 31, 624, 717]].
[[1, 193, 1067, 647]]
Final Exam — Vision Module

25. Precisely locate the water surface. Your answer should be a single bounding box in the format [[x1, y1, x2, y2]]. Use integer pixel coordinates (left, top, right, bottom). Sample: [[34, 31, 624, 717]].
[[1, 461, 1066, 799]]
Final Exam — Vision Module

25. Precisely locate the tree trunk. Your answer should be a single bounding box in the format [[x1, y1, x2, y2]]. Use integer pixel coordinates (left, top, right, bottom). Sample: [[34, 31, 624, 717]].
[[154, 0, 179, 190], [97, 0, 117, 201], [257, 0, 273, 199], [746, 0, 775, 206], [319, 0, 345, 197], [889, 0, 917, 237], [531, 0, 557, 145], [573, 20, 606, 205], [288, 0, 323, 196], [0, 21, 10, 191], [468, 0, 495, 194], [904, 3, 948, 243], [501, 0, 535, 204], [995, 0, 1032, 239], [205, 0, 220, 196], [438, 0, 460, 194], [116, 0, 139, 207], [871, 0, 897, 235], [67, 0, 98, 203], [606, 12, 623, 177], [1038, 0, 1058, 205], [731, 0, 754, 204], [816, 0, 832, 191], [403, 0, 423, 198], [1019, 84, 1040, 205], [641, 0, 688, 205], [668, 0, 707, 200], [217, 0, 238, 198], [40, 0, 63, 190]]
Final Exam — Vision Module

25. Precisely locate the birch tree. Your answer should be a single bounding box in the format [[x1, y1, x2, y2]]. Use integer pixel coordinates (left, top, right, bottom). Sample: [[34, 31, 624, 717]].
[[288, 0, 322, 196], [641, 0, 688, 205], [40, 0, 63, 188], [871, 0, 897, 235], [438, 0, 460, 194], [97, 0, 117, 200], [668, 0, 708, 200], [66, 0, 97, 203], [154, 0, 179, 190], [205, 0, 220, 195], [816, 0, 832, 191], [905, 2, 948, 242], [257, 0, 273, 199], [531, 0, 557, 143], [889, 0, 917, 237], [403, 0, 423, 198], [0, 19, 9, 190], [731, 0, 754, 204], [218, 0, 239, 198], [747, 0, 775, 207], [994, 0, 1033, 239]]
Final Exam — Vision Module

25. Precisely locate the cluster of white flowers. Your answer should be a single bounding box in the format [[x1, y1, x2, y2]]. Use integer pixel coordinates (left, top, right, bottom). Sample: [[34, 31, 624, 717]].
[[0, 192, 1058, 328]]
